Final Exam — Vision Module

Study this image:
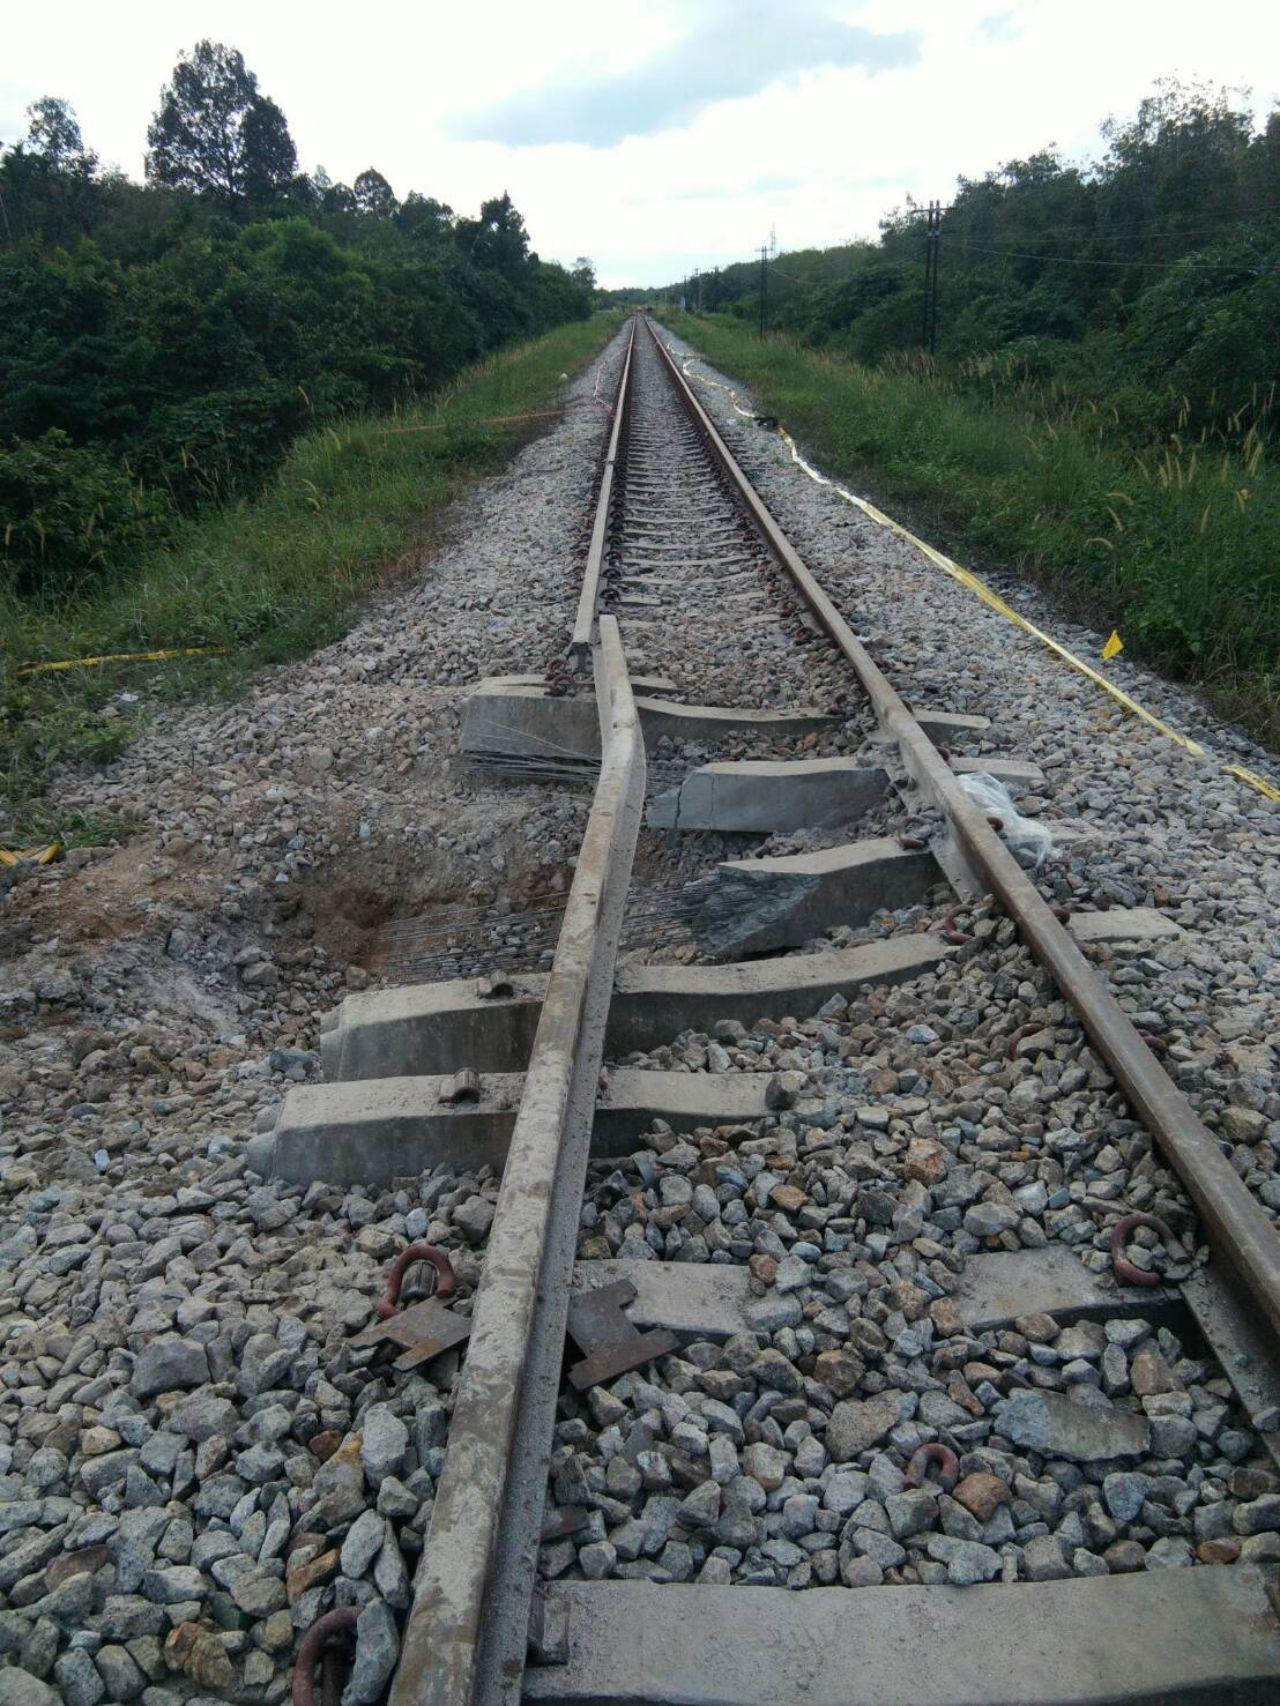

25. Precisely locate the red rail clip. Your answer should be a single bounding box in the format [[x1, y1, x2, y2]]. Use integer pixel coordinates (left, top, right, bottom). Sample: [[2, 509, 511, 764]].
[[292, 1607, 358, 1706], [376, 1243, 456, 1320], [1110, 1211, 1176, 1288], [904, 1442, 959, 1491], [941, 909, 974, 946]]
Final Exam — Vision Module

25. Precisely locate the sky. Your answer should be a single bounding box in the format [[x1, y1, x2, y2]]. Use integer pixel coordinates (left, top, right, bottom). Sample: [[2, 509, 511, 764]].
[[3, 0, 1278, 287]]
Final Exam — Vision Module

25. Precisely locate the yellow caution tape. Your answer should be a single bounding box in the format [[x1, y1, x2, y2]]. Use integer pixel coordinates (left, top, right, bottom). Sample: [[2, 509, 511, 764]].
[[676, 352, 1280, 805], [14, 646, 227, 678], [0, 843, 61, 868], [1102, 631, 1124, 661]]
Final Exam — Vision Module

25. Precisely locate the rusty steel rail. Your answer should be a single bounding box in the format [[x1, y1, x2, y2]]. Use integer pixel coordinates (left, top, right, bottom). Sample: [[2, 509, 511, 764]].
[[570, 320, 637, 659], [388, 614, 646, 1706], [646, 316, 1280, 1347]]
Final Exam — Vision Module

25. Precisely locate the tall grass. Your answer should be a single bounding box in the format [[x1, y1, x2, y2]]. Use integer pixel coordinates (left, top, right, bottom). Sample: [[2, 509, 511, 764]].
[[675, 314, 1280, 748], [2, 313, 623, 828]]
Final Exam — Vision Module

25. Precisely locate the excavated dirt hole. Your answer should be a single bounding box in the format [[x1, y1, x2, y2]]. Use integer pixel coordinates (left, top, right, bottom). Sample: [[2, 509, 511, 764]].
[[285, 830, 580, 989]]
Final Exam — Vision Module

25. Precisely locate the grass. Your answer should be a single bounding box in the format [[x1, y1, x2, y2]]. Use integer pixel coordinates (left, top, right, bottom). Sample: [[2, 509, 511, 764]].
[[2, 312, 623, 830], [671, 312, 1280, 749]]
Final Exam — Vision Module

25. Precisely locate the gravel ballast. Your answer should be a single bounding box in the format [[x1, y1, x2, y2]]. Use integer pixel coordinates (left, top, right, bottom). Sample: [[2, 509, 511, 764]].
[[2, 315, 1277, 1694], [0, 337, 641, 1702]]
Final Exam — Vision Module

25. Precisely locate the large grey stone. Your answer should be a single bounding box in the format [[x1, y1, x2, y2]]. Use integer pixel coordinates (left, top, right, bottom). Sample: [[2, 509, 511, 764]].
[[165, 1390, 238, 1442], [994, 1390, 1149, 1461], [361, 1407, 409, 1485], [52, 1650, 104, 1706], [0, 1671, 60, 1706], [129, 1338, 209, 1400], [826, 1394, 901, 1461], [341, 1510, 387, 1578], [344, 1599, 399, 1705], [925, 1535, 1002, 1585], [1103, 1472, 1153, 1525]]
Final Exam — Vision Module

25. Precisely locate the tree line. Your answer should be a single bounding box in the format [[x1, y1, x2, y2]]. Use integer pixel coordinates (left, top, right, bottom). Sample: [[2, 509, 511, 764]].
[[652, 82, 1279, 446], [1, 42, 597, 596]]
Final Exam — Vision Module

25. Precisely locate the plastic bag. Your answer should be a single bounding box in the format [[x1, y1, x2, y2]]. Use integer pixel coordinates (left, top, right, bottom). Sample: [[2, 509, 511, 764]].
[[957, 771, 1054, 867]]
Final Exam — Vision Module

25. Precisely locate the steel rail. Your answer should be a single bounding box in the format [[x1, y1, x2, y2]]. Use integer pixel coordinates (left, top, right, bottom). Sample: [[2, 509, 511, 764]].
[[388, 578, 644, 1706], [570, 321, 636, 659], [645, 316, 1280, 1345]]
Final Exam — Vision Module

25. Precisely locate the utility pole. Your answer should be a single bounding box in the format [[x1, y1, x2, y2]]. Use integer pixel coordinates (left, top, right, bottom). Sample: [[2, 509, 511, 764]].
[[758, 244, 769, 340], [921, 200, 941, 356], [712, 265, 720, 311], [0, 142, 13, 245]]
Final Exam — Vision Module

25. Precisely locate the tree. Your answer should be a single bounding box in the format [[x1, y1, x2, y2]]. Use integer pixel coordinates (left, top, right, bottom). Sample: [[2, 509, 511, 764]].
[[396, 193, 453, 240], [25, 98, 97, 175], [321, 180, 358, 216], [353, 169, 397, 218], [146, 41, 296, 209], [571, 255, 596, 290], [456, 192, 530, 278]]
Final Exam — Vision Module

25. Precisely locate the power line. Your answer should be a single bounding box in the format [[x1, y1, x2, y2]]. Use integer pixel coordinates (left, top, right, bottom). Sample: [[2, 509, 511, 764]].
[[935, 214, 1280, 247], [702, 208, 1278, 292], [921, 199, 941, 355], [945, 239, 1276, 271], [899, 199, 1280, 239]]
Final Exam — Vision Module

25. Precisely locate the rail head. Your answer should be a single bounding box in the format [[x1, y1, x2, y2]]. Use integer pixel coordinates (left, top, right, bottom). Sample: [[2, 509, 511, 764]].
[[643, 315, 1280, 1347], [389, 616, 643, 1706], [570, 320, 638, 659]]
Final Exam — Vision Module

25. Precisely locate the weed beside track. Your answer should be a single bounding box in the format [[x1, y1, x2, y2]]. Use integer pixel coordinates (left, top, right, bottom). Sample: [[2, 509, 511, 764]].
[[2, 313, 623, 835], [670, 314, 1280, 750]]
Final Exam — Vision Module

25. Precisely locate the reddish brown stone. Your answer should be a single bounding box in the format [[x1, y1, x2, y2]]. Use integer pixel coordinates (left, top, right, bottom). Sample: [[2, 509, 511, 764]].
[[1229, 1466, 1277, 1500], [46, 1545, 108, 1590], [952, 1472, 1012, 1522], [929, 1297, 963, 1337], [813, 1348, 864, 1397], [286, 1547, 339, 1603], [1197, 1538, 1241, 1565], [904, 1136, 946, 1187], [165, 1623, 235, 1691], [769, 1184, 807, 1214], [1104, 1540, 1147, 1573], [945, 1372, 985, 1418], [308, 1429, 342, 1461], [1014, 1313, 1059, 1344]]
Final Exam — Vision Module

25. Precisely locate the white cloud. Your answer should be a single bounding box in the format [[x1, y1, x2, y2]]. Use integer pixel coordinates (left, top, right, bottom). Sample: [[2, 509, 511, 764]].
[[450, 1, 918, 146], [3, 0, 1277, 286]]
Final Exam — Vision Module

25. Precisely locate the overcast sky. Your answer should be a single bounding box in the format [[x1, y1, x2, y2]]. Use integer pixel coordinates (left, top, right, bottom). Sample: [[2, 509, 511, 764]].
[[4, 0, 1277, 287]]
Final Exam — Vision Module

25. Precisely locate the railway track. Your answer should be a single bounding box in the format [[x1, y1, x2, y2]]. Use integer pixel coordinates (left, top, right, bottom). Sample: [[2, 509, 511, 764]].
[[266, 316, 1280, 1705]]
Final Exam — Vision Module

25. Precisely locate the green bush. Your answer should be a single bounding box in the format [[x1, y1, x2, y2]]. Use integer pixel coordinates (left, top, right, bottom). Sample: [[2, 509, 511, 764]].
[[1, 312, 621, 813], [0, 429, 173, 594], [676, 317, 1280, 746], [0, 179, 594, 597]]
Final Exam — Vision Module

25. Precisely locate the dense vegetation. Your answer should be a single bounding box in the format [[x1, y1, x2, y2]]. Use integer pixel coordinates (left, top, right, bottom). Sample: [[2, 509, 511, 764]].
[[646, 84, 1280, 744], [654, 84, 1278, 439], [0, 40, 609, 827], [0, 42, 596, 598], [3, 314, 620, 832]]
